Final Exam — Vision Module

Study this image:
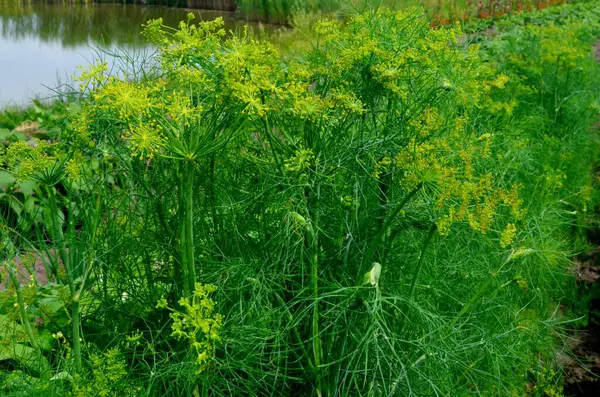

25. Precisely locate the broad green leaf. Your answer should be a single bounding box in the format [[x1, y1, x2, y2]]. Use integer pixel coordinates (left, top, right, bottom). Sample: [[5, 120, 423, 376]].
[[37, 330, 54, 351], [48, 126, 62, 136], [17, 180, 37, 196], [0, 171, 15, 189], [0, 128, 27, 141], [38, 297, 66, 314], [0, 343, 48, 373]]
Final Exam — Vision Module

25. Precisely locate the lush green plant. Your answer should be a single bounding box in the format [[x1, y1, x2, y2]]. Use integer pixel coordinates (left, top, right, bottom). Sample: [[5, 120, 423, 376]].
[[1, 1, 599, 396]]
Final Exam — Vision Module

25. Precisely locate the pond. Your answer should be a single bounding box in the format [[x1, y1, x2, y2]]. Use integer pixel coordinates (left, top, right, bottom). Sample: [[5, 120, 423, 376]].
[[0, 2, 275, 106]]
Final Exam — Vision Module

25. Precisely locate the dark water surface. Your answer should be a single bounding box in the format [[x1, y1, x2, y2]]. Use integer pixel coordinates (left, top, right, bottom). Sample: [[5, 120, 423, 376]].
[[0, 2, 272, 105]]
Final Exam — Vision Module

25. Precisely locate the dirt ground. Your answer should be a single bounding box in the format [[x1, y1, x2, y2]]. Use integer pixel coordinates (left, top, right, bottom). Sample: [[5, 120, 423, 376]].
[[563, 245, 600, 396], [0, 251, 57, 290]]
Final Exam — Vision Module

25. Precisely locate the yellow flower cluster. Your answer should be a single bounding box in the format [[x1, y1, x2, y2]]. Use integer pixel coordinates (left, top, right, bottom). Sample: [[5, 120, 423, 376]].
[[531, 366, 565, 397], [73, 61, 109, 92], [69, 68, 208, 161], [95, 79, 155, 121], [123, 123, 164, 160], [67, 105, 95, 148], [390, 116, 523, 240], [2, 140, 59, 181], [500, 223, 517, 248], [158, 283, 223, 374], [312, 8, 483, 109], [284, 148, 315, 174], [373, 156, 392, 179], [72, 347, 136, 397], [65, 152, 84, 181], [539, 24, 589, 70], [65, 7, 523, 252], [409, 107, 444, 139]]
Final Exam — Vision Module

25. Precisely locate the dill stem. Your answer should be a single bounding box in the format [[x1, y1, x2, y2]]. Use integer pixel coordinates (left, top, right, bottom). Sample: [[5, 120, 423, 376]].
[[47, 186, 81, 372], [408, 223, 437, 301], [178, 168, 189, 298], [307, 181, 323, 397], [46, 186, 69, 281], [185, 160, 196, 295], [72, 298, 82, 371], [361, 183, 422, 282], [262, 115, 284, 178], [450, 256, 511, 325], [273, 292, 317, 374], [6, 265, 51, 379]]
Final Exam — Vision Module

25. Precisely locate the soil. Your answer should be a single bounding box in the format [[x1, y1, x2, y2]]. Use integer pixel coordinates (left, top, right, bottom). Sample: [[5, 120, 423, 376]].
[[13, 120, 48, 140], [0, 251, 60, 290], [563, 246, 600, 396]]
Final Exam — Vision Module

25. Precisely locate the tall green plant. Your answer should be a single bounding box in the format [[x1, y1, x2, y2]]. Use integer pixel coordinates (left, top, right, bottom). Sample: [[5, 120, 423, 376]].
[[1, 2, 599, 395]]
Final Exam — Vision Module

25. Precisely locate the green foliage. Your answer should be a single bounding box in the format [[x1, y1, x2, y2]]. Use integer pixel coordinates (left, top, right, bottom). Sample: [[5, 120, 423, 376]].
[[1, 1, 600, 396], [157, 283, 223, 373], [71, 347, 138, 397]]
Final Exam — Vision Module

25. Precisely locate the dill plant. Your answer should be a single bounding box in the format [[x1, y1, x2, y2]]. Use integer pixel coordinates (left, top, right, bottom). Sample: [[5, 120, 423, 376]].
[[1, 2, 600, 396], [105, 8, 525, 395]]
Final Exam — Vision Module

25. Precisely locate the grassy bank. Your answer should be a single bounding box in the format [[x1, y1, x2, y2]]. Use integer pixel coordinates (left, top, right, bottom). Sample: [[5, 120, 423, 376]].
[[1, 1, 600, 396], [0, 0, 576, 24]]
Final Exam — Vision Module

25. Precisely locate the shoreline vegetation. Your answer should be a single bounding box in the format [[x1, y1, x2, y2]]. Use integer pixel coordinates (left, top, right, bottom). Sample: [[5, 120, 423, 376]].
[[1, 0, 599, 396], [0, 0, 574, 24]]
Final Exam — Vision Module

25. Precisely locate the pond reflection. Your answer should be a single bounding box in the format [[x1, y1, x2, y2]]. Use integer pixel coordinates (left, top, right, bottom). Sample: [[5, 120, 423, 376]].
[[0, 2, 274, 105]]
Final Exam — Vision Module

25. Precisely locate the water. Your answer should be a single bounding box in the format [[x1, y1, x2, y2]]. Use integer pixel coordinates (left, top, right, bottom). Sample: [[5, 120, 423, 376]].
[[0, 2, 274, 106]]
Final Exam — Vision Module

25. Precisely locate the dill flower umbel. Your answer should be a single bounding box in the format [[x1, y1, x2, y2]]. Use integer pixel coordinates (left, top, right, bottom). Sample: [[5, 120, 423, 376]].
[[98, 80, 154, 121], [124, 123, 164, 160], [157, 284, 223, 374], [65, 152, 84, 181], [284, 149, 315, 174], [500, 223, 517, 248], [3, 140, 59, 181]]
